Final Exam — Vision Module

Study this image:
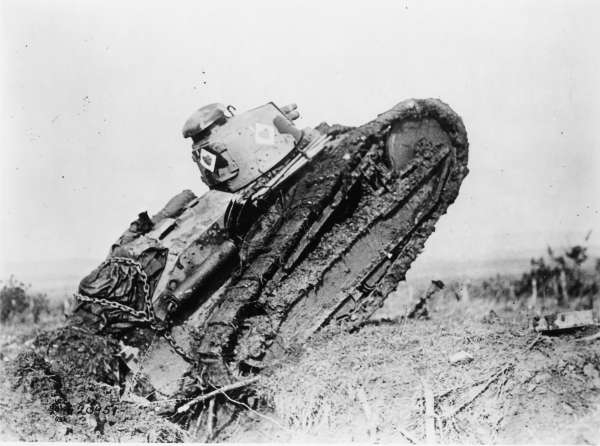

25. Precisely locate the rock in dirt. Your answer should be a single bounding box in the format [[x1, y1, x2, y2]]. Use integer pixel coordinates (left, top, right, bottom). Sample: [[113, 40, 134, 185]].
[[449, 351, 474, 365], [534, 372, 552, 384], [583, 364, 599, 379], [582, 364, 600, 389]]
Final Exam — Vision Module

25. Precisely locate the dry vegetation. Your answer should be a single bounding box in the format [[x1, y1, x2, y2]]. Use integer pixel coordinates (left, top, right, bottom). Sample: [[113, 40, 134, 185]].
[[229, 296, 599, 443], [1, 243, 599, 443]]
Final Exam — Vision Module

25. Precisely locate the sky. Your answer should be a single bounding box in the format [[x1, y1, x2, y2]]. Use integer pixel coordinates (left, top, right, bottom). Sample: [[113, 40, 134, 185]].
[[1, 0, 599, 277]]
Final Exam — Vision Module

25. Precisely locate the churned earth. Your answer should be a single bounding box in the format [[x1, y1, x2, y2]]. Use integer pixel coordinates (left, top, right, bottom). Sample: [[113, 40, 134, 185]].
[[1, 286, 599, 443]]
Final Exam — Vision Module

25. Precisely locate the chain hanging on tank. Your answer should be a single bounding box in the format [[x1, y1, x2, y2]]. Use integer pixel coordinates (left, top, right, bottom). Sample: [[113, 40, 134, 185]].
[[73, 257, 194, 363]]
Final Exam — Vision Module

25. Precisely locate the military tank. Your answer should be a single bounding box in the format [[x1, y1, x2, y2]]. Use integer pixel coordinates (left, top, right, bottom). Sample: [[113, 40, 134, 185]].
[[70, 98, 469, 401]]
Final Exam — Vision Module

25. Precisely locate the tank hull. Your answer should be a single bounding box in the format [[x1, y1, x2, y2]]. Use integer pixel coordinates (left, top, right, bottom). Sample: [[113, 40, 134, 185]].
[[72, 98, 469, 400]]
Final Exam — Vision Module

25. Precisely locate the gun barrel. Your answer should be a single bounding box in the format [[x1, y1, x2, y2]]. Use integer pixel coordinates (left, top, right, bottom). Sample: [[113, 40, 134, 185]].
[[154, 240, 238, 321]]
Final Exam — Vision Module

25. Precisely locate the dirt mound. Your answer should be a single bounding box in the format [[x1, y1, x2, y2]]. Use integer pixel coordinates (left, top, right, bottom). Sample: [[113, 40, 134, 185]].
[[222, 297, 600, 443], [33, 325, 125, 384], [2, 282, 599, 442], [0, 326, 187, 442], [8, 350, 72, 417]]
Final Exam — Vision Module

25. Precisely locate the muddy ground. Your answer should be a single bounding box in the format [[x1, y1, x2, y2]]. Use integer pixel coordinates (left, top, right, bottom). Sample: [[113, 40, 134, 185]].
[[1, 283, 599, 443]]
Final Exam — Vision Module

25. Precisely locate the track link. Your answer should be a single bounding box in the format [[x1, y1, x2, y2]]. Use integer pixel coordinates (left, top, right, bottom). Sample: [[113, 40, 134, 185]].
[[193, 98, 469, 384]]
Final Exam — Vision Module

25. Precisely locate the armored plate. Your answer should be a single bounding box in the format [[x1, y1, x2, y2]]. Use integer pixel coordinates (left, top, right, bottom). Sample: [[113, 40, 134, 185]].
[[150, 189, 234, 302], [207, 102, 296, 191]]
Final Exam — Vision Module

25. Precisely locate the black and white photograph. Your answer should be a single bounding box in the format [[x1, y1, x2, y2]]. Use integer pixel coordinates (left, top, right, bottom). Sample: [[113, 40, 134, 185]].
[[0, 0, 599, 443]]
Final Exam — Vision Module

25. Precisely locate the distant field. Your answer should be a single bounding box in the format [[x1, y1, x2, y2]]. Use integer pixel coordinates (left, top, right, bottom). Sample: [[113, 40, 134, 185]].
[[0, 258, 99, 301]]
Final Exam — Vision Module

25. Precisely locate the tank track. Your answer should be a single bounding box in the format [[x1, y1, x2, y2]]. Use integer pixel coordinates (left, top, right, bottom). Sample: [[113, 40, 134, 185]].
[[191, 98, 469, 385]]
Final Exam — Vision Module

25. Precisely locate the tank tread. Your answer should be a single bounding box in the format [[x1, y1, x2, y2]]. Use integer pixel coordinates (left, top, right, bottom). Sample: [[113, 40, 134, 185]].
[[193, 98, 469, 385]]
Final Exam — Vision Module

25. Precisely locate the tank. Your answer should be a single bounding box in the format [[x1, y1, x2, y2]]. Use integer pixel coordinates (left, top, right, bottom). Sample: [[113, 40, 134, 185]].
[[70, 98, 469, 400]]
